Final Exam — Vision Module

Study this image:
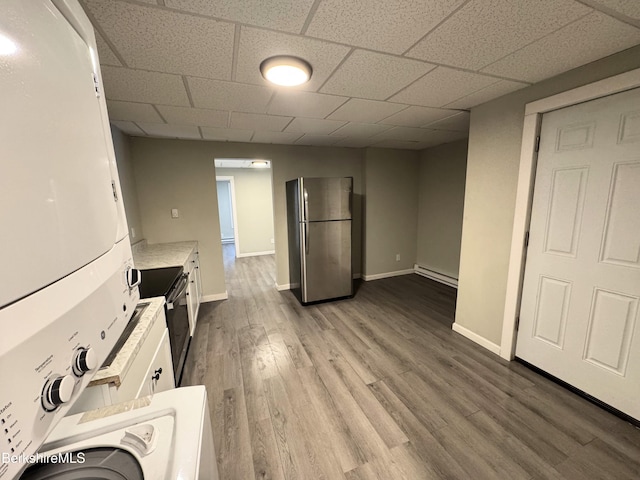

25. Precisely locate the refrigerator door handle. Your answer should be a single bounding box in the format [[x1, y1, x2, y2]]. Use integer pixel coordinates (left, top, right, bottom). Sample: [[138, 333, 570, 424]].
[[303, 187, 309, 222], [303, 188, 310, 254]]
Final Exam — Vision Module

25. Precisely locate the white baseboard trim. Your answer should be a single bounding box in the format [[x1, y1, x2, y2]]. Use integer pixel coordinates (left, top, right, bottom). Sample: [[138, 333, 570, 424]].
[[452, 323, 501, 356], [414, 264, 458, 288], [275, 283, 291, 291], [200, 291, 228, 302], [362, 269, 414, 281], [236, 250, 275, 258]]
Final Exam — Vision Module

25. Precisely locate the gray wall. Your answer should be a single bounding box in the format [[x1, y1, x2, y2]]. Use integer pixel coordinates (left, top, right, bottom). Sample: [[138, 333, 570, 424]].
[[216, 167, 275, 255], [111, 125, 143, 244], [417, 140, 467, 279], [130, 138, 226, 297], [363, 148, 419, 277], [456, 45, 640, 347], [130, 138, 364, 296]]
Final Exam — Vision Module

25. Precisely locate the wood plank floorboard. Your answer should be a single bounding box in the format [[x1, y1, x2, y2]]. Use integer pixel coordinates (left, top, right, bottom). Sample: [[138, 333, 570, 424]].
[[183, 245, 640, 480]]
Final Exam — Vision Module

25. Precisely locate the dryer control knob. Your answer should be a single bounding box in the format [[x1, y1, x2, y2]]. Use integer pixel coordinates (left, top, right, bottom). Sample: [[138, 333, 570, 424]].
[[42, 375, 75, 411], [72, 348, 97, 376]]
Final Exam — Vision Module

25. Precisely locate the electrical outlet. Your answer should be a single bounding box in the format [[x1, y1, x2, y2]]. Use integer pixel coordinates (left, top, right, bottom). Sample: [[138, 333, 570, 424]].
[[396, 254, 401, 262], [270, 238, 275, 244], [171, 208, 179, 218]]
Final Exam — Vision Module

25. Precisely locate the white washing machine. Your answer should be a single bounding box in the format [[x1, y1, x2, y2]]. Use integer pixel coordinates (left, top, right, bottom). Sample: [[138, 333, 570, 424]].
[[19, 386, 217, 480]]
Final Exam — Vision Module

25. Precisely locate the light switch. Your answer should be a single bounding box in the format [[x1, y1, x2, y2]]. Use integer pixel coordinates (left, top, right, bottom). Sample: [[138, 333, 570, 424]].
[[171, 208, 179, 218]]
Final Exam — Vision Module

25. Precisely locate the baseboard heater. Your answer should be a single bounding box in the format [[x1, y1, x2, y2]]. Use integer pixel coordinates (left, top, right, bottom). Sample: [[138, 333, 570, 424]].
[[414, 264, 458, 288]]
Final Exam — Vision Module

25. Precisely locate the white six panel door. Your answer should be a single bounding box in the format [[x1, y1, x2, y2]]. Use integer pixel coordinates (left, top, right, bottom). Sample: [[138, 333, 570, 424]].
[[516, 87, 640, 420]]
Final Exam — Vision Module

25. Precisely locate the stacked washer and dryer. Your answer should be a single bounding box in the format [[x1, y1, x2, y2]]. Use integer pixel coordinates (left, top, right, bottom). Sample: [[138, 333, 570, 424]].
[[0, 1, 217, 479]]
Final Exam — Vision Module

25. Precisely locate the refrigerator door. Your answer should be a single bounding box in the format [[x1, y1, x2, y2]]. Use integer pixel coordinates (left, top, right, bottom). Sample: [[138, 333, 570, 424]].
[[301, 177, 352, 221], [302, 220, 352, 303]]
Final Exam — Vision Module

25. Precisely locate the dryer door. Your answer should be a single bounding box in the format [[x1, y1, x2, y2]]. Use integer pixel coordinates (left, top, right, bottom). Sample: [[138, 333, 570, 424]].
[[0, 0, 119, 308]]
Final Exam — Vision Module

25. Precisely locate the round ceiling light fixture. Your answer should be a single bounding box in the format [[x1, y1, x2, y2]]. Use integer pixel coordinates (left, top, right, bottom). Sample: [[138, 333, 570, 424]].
[[260, 56, 312, 87]]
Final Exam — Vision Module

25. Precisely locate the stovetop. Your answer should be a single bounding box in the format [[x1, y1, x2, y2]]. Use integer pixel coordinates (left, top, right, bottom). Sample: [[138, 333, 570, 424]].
[[138, 266, 183, 298]]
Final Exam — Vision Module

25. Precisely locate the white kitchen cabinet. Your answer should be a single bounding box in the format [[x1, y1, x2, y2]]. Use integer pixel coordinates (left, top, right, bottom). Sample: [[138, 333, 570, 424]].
[[185, 249, 202, 336], [137, 328, 174, 397], [68, 300, 175, 414]]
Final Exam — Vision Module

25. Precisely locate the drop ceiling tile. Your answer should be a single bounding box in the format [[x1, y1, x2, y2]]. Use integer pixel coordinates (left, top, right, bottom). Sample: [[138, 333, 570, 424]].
[[333, 137, 378, 148], [588, 0, 640, 20], [101, 67, 190, 106], [305, 0, 465, 54], [230, 112, 292, 131], [330, 122, 392, 138], [371, 139, 425, 150], [481, 12, 640, 83], [165, 0, 316, 33], [107, 101, 163, 123], [389, 67, 498, 107], [294, 134, 344, 146], [420, 129, 469, 147], [94, 30, 121, 66], [327, 99, 407, 123], [236, 26, 350, 91], [284, 118, 346, 135], [444, 79, 529, 109], [111, 121, 145, 136], [201, 127, 253, 142], [378, 106, 460, 127], [268, 91, 348, 119], [406, 0, 591, 70], [83, 0, 234, 79], [423, 112, 470, 131], [187, 78, 273, 113], [137, 123, 202, 139], [251, 131, 304, 144], [156, 106, 229, 127], [373, 126, 435, 142], [320, 50, 435, 100]]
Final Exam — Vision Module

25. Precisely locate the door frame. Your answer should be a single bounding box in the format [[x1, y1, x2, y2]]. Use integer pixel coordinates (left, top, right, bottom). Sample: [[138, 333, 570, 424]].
[[500, 67, 640, 361], [216, 176, 241, 258]]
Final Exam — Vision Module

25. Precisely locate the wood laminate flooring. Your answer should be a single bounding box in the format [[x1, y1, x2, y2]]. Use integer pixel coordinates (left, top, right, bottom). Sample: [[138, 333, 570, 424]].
[[182, 245, 640, 480]]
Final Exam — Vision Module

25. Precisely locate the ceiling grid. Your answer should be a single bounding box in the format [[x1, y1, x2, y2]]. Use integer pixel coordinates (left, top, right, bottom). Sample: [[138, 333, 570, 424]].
[[82, 0, 640, 149]]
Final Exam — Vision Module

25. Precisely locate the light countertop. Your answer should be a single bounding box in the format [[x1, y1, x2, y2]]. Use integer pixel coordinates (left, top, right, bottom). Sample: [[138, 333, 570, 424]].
[[132, 240, 197, 270], [89, 296, 165, 388]]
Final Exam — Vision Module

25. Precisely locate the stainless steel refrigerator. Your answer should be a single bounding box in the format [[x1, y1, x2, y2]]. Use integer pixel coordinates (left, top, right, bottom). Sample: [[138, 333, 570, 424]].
[[286, 177, 353, 305]]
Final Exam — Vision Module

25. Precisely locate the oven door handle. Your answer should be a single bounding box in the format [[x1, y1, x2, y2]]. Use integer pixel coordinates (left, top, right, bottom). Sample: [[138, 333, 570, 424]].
[[166, 274, 189, 310]]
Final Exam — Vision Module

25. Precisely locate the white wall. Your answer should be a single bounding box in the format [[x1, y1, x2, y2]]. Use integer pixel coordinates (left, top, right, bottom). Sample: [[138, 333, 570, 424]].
[[216, 180, 234, 241], [110, 125, 143, 244], [217, 167, 275, 255], [416, 140, 467, 279], [363, 148, 419, 277], [456, 44, 640, 348]]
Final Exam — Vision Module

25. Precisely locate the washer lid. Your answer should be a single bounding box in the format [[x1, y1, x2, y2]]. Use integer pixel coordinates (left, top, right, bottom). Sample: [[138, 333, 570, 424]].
[[20, 447, 143, 480]]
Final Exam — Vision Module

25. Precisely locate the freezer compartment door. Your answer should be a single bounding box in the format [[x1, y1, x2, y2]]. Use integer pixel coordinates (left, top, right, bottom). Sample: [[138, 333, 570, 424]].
[[302, 220, 352, 303], [301, 177, 352, 221]]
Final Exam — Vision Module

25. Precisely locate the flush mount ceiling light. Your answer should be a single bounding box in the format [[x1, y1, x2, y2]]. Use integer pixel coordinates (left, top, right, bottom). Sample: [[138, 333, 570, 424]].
[[260, 56, 312, 87], [251, 160, 269, 168], [0, 34, 17, 56]]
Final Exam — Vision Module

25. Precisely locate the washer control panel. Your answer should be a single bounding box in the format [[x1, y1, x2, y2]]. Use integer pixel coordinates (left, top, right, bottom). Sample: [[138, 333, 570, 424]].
[[0, 241, 139, 479]]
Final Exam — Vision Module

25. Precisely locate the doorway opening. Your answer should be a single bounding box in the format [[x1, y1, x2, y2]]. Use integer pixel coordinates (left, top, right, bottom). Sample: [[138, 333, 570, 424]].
[[214, 158, 276, 289]]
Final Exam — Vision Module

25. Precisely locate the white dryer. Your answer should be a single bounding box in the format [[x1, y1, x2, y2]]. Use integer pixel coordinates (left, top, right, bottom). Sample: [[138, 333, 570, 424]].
[[19, 386, 217, 480]]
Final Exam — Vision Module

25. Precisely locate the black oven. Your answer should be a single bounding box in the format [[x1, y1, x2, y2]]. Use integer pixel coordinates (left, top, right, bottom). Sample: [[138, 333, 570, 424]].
[[138, 266, 191, 386]]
